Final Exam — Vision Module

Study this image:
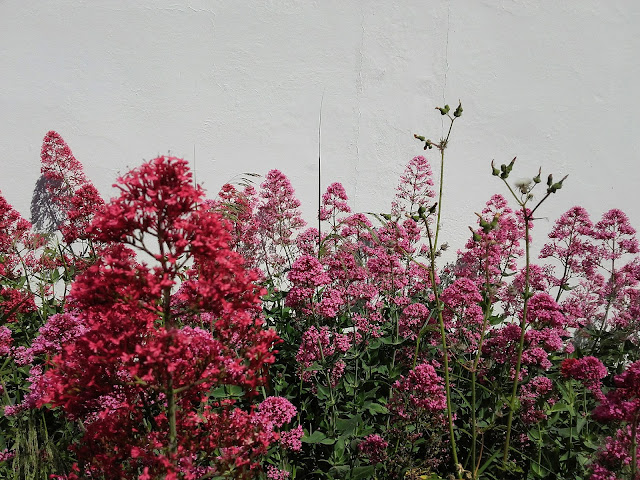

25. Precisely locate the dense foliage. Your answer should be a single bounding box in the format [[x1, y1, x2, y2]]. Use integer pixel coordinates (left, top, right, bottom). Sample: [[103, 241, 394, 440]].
[[2, 106, 640, 479]]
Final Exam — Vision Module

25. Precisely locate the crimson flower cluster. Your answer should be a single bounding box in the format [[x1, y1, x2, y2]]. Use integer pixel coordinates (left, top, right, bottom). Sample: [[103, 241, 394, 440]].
[[37, 156, 286, 479]]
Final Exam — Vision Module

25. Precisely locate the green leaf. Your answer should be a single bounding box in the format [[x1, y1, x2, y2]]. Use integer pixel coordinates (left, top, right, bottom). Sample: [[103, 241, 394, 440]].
[[303, 430, 327, 444], [335, 414, 360, 437], [351, 465, 376, 479], [576, 415, 587, 434], [317, 384, 331, 399], [366, 402, 388, 415]]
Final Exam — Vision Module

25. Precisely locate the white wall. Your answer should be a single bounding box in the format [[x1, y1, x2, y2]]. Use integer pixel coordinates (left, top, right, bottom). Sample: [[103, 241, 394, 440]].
[[1, 1, 639, 255]]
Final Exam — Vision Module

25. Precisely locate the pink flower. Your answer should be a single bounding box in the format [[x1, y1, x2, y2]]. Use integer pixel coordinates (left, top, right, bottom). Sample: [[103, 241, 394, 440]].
[[279, 425, 303, 451], [392, 155, 436, 217], [0, 449, 15, 462], [399, 303, 431, 340], [389, 362, 446, 419], [455, 194, 525, 287], [319, 182, 351, 222], [256, 169, 305, 277], [266, 465, 290, 480], [288, 255, 331, 286], [593, 360, 640, 423], [358, 434, 388, 464], [540, 206, 597, 287], [0, 326, 12, 356], [40, 131, 104, 241], [257, 397, 297, 429]]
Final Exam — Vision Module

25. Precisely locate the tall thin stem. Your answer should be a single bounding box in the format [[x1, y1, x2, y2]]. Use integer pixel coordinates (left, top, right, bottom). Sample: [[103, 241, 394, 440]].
[[422, 213, 460, 478], [470, 244, 494, 478], [503, 207, 531, 463], [632, 416, 638, 480]]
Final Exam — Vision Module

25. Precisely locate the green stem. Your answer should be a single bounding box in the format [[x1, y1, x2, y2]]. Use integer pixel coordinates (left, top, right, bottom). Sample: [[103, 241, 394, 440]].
[[434, 148, 445, 250], [503, 209, 532, 464], [632, 417, 638, 480], [470, 244, 494, 478], [422, 213, 460, 478], [167, 374, 177, 456]]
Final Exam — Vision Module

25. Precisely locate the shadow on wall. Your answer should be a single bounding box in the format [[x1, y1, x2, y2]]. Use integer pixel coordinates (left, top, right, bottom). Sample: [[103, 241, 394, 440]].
[[30, 176, 64, 233]]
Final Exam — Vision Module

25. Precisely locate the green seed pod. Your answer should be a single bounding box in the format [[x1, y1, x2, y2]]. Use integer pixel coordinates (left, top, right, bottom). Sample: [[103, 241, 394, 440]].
[[454, 101, 463, 117], [533, 167, 541, 184], [469, 226, 482, 242], [547, 174, 553, 187], [414, 134, 426, 142], [491, 160, 500, 176]]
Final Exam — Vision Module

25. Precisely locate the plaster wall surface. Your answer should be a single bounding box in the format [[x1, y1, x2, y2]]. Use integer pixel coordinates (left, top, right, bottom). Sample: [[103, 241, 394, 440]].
[[1, 1, 639, 256]]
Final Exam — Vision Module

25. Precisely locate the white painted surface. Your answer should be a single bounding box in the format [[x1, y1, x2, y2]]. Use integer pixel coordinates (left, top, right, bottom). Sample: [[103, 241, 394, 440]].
[[1, 1, 639, 255]]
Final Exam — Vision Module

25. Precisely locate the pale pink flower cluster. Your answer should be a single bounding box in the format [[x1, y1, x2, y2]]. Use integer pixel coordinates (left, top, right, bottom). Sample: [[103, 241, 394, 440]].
[[256, 169, 306, 278], [391, 155, 435, 217], [319, 182, 351, 223], [455, 194, 525, 287]]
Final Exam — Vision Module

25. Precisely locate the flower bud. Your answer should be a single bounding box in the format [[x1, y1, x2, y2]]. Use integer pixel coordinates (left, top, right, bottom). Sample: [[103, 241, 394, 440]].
[[469, 226, 482, 242], [533, 167, 541, 184], [414, 134, 426, 142], [547, 174, 553, 187], [436, 105, 450, 115], [454, 101, 463, 118], [491, 160, 500, 176]]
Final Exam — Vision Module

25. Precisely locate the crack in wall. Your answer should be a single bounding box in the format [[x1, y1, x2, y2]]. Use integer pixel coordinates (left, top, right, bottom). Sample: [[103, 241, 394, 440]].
[[442, 0, 451, 136], [354, 6, 365, 205]]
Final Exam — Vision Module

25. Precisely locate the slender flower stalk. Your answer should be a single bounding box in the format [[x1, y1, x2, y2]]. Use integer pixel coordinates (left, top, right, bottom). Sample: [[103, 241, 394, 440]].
[[414, 102, 462, 478], [496, 164, 567, 464]]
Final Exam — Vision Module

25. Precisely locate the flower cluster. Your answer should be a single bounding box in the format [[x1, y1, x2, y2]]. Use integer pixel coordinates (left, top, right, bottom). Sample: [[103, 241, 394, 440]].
[[388, 362, 446, 419], [37, 156, 280, 478], [561, 356, 608, 400], [4, 122, 640, 480], [39, 131, 104, 242], [358, 434, 389, 464]]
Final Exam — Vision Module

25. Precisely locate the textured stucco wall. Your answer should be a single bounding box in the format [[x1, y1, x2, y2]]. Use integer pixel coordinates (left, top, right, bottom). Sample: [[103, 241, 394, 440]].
[[1, 1, 639, 254]]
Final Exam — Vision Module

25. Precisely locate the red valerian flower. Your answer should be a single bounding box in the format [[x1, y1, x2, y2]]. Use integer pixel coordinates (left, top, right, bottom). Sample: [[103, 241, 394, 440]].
[[358, 434, 389, 464], [40, 156, 281, 479], [40, 131, 104, 242]]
